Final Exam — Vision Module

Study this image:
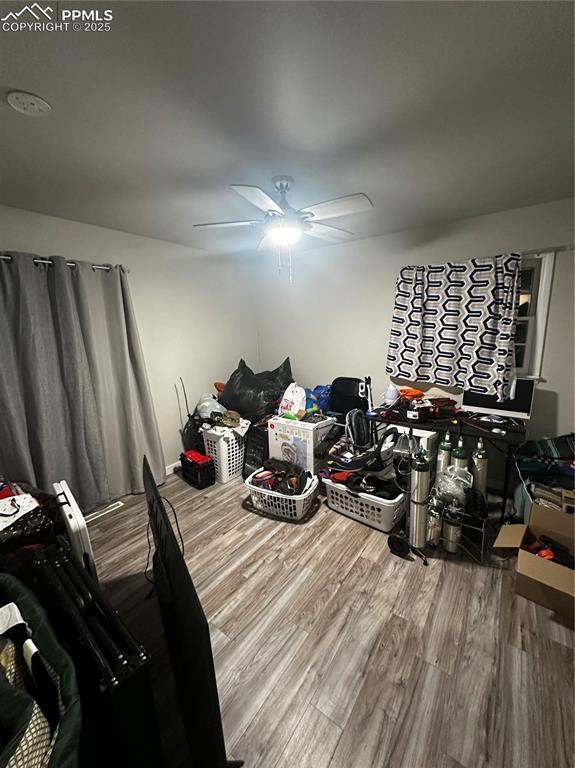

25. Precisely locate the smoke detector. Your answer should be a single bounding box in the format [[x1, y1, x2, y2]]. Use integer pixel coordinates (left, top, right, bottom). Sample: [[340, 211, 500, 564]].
[[6, 90, 52, 116]]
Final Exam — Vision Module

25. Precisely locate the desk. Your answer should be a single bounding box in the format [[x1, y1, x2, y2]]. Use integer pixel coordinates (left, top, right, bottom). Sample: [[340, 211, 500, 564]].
[[372, 414, 527, 526]]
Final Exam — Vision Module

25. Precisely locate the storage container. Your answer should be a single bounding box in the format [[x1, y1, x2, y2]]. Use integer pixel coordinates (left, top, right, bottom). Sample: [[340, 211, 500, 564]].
[[245, 469, 319, 521], [242, 424, 269, 480], [323, 477, 406, 533], [267, 416, 336, 473], [493, 503, 575, 622], [180, 450, 215, 489], [203, 428, 247, 484]]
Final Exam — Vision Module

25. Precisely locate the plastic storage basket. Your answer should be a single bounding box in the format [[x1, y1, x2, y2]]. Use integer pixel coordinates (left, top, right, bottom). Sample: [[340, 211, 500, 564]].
[[245, 470, 319, 521], [203, 428, 247, 484], [323, 477, 406, 533]]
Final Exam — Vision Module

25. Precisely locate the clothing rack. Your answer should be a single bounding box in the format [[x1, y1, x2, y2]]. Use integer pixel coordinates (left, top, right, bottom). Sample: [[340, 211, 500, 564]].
[[27, 540, 162, 767], [0, 254, 113, 271]]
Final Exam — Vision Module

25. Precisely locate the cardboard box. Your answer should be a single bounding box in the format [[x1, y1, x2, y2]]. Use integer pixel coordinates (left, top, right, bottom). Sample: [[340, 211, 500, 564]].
[[268, 416, 336, 473], [494, 504, 575, 622]]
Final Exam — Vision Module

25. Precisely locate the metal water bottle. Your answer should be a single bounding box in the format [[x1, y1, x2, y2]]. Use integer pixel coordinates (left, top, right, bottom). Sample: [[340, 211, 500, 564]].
[[436, 430, 453, 476], [471, 437, 488, 497], [451, 437, 468, 470], [409, 449, 430, 549]]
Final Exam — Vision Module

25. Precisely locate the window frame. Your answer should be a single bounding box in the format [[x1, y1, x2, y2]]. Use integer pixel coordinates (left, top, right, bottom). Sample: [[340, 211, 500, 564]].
[[515, 251, 555, 379]]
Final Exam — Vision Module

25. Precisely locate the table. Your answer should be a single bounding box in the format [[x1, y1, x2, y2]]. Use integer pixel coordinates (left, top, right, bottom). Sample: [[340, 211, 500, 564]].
[[372, 413, 527, 526]]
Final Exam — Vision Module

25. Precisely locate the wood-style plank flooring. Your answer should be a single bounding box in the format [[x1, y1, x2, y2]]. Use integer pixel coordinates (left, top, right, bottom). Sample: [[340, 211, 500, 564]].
[[88, 475, 574, 768]]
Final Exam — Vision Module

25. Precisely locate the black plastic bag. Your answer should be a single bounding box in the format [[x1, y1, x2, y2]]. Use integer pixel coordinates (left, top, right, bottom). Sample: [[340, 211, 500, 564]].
[[179, 378, 205, 452], [218, 358, 293, 422]]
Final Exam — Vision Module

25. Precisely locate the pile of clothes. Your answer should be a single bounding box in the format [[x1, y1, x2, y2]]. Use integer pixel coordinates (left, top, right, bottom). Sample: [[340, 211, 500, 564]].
[[180, 358, 297, 452], [195, 394, 251, 439], [249, 458, 311, 497], [180, 391, 250, 452]]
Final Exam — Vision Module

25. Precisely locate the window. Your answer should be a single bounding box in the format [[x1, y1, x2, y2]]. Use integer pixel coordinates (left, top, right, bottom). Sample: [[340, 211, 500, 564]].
[[515, 252, 555, 378]]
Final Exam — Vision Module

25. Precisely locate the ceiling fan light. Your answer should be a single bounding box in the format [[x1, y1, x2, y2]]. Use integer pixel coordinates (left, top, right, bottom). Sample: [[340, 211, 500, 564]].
[[267, 224, 302, 246]]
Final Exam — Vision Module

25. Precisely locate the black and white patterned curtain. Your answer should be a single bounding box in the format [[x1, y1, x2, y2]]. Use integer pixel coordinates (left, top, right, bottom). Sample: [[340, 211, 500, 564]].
[[386, 253, 521, 401]]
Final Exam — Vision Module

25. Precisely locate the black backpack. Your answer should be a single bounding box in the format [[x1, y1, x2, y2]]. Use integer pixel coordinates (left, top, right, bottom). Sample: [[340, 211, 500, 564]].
[[329, 377, 369, 417]]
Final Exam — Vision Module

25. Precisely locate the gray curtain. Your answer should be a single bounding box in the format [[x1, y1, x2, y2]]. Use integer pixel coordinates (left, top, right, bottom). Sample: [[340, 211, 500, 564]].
[[0, 252, 165, 511]]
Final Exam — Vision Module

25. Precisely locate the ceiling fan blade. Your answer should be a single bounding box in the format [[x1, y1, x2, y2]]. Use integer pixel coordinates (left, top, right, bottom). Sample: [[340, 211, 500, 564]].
[[257, 233, 275, 251], [193, 219, 261, 229], [230, 185, 284, 215], [306, 221, 355, 242], [300, 192, 373, 221]]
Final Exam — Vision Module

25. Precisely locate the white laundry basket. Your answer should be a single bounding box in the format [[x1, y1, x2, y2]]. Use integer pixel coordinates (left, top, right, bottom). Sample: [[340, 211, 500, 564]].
[[203, 428, 247, 484], [324, 477, 405, 533], [245, 470, 319, 521]]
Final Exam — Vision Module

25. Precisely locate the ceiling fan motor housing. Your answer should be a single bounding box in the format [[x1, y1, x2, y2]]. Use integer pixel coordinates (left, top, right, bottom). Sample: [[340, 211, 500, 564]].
[[272, 175, 294, 194]]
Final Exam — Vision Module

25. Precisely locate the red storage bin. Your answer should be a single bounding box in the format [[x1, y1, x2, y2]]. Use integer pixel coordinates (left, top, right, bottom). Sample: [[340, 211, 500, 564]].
[[180, 451, 215, 490]]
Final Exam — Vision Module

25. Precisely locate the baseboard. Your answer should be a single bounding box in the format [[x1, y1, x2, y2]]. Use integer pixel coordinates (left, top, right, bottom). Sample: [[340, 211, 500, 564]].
[[165, 460, 180, 476]]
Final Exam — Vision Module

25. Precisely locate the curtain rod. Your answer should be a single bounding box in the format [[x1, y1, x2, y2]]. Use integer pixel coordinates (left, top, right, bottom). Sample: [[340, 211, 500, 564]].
[[0, 254, 112, 271], [520, 245, 573, 256], [1, 246, 571, 271]]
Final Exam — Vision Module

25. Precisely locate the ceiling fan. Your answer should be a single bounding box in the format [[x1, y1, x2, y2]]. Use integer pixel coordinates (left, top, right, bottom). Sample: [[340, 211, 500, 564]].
[[193, 176, 373, 250]]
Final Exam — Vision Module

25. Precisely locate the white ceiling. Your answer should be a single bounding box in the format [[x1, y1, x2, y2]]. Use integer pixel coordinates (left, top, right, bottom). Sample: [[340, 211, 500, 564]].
[[1, 1, 573, 253]]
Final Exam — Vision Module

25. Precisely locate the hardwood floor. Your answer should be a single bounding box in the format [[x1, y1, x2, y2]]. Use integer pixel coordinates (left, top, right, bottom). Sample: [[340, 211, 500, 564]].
[[88, 475, 574, 768]]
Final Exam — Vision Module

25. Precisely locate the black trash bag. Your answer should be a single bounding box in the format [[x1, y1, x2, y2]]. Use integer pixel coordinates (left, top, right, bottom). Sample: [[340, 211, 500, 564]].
[[219, 358, 293, 422], [181, 414, 204, 452]]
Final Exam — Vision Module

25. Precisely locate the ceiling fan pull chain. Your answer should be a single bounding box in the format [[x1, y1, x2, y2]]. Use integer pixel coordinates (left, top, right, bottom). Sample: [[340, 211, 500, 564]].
[[289, 245, 293, 284], [278, 246, 282, 275]]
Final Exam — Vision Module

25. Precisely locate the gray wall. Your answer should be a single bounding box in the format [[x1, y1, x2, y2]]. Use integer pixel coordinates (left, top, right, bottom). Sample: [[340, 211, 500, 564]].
[[0, 204, 259, 466], [254, 198, 574, 439]]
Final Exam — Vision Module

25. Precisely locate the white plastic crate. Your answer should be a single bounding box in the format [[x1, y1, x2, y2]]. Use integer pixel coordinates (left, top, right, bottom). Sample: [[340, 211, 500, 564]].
[[245, 470, 319, 521], [324, 477, 406, 533], [203, 428, 247, 484]]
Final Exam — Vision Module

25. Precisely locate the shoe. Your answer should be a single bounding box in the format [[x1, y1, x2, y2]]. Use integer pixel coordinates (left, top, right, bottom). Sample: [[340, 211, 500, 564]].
[[315, 424, 344, 458]]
